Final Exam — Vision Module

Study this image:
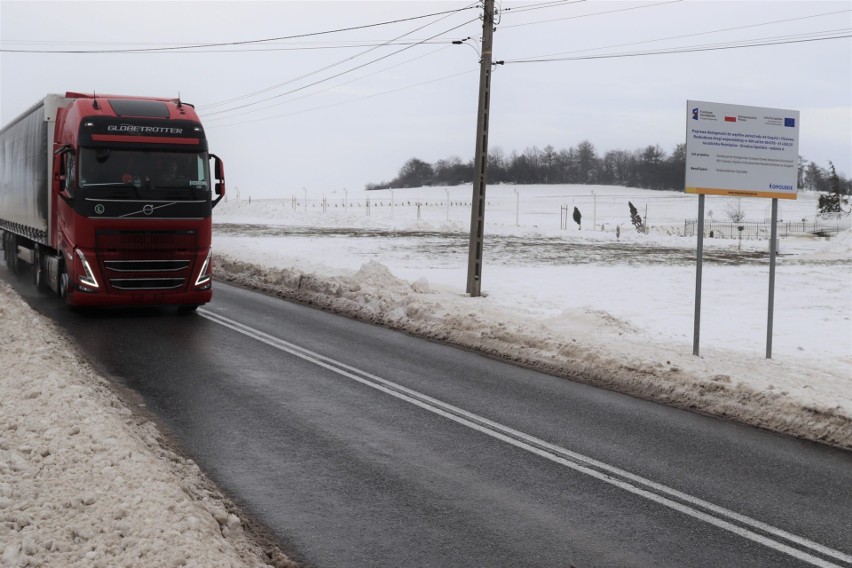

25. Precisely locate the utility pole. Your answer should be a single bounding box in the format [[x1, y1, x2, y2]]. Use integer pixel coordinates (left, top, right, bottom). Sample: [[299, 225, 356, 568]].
[[466, 0, 495, 297]]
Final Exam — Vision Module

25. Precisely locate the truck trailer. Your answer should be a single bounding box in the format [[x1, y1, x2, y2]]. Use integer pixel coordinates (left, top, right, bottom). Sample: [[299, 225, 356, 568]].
[[0, 92, 225, 310]]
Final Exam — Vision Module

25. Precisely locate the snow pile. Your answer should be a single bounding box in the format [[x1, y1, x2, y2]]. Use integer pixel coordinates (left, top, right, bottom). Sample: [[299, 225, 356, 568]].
[[0, 282, 295, 568]]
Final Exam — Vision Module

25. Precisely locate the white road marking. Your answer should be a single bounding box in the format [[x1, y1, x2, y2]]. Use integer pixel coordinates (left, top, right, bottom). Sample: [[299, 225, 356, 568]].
[[200, 308, 852, 568]]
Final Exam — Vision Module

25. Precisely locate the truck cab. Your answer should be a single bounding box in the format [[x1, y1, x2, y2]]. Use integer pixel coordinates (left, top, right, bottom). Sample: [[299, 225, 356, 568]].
[[47, 93, 224, 308]]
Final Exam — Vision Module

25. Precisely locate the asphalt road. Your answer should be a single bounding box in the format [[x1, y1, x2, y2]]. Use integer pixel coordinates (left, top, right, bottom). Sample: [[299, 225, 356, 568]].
[[4, 267, 851, 568]]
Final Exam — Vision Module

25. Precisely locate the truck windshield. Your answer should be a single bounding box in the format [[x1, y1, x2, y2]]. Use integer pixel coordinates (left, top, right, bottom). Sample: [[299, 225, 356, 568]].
[[79, 148, 210, 198]]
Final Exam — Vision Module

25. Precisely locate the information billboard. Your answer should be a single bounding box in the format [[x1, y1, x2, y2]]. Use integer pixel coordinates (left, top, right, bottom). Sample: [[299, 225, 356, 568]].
[[685, 100, 800, 200]]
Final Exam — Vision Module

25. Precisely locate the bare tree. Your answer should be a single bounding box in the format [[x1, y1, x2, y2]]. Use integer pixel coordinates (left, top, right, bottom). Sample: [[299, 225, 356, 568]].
[[724, 199, 746, 223], [725, 199, 747, 250]]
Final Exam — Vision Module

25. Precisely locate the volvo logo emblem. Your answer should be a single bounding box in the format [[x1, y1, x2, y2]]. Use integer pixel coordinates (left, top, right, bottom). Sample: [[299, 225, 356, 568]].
[[143, 204, 154, 215]]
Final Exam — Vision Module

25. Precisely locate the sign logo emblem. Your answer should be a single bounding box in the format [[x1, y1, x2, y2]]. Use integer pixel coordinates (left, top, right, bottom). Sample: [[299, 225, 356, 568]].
[[95, 204, 105, 215], [143, 204, 154, 215]]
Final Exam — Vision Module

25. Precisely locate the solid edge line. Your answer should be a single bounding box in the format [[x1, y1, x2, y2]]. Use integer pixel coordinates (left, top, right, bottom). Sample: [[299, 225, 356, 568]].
[[199, 308, 851, 568]]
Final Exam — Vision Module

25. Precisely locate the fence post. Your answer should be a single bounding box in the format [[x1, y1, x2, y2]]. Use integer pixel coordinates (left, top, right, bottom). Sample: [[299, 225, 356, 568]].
[[515, 187, 520, 227], [592, 191, 597, 230]]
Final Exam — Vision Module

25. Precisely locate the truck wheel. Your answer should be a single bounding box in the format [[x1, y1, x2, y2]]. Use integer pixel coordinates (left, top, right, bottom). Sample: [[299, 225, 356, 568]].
[[3, 233, 9, 269], [33, 246, 47, 292], [58, 261, 69, 301], [5, 233, 20, 275]]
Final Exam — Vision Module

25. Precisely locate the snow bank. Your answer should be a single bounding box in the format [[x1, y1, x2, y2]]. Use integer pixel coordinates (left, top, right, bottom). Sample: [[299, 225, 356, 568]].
[[0, 282, 295, 568]]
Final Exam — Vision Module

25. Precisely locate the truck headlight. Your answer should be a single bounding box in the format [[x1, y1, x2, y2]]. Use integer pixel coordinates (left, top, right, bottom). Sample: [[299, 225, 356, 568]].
[[195, 249, 212, 288], [75, 249, 100, 290]]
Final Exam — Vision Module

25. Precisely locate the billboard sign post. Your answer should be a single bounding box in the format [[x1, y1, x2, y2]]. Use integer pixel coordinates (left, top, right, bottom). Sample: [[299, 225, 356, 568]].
[[684, 100, 799, 359]]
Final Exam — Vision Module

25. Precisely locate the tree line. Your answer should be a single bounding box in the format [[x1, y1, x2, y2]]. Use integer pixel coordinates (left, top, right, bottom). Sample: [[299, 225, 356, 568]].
[[366, 141, 852, 199]]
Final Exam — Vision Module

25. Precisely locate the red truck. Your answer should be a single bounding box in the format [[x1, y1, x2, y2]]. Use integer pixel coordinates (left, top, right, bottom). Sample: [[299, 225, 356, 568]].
[[0, 92, 225, 310]]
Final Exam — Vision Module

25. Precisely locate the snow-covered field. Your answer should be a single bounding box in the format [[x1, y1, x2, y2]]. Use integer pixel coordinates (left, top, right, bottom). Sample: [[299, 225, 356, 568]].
[[212, 184, 851, 448], [1, 183, 849, 567]]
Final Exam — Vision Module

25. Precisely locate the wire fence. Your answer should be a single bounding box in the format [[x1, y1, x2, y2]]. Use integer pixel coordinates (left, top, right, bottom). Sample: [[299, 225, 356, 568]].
[[235, 194, 850, 240], [684, 215, 851, 240]]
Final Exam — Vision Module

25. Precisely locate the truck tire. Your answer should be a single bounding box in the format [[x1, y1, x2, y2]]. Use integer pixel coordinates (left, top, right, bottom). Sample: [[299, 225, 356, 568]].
[[2, 232, 9, 269], [58, 260, 69, 301], [57, 260, 80, 311], [5, 233, 20, 275], [33, 246, 47, 292]]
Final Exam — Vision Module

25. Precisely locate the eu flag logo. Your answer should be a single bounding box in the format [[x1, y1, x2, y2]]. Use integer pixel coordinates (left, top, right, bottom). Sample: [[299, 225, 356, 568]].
[[784, 118, 796, 127]]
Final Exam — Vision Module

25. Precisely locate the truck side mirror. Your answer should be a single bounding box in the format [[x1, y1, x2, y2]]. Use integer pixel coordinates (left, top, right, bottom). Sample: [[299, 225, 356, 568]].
[[210, 153, 225, 207]]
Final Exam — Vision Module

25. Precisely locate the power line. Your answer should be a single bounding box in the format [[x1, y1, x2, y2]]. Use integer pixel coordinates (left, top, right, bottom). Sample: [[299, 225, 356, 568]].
[[0, 40, 456, 55], [502, 30, 851, 64], [500, 0, 587, 14], [200, 3, 479, 110], [1, 38, 445, 49], [206, 69, 476, 130], [500, 0, 684, 29], [507, 8, 852, 60], [0, 6, 479, 54], [206, 4, 849, 131], [201, 17, 479, 116], [203, 44, 458, 123]]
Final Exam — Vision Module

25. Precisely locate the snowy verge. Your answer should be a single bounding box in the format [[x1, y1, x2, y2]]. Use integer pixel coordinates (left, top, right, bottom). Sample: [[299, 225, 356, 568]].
[[0, 282, 296, 568], [213, 255, 851, 450]]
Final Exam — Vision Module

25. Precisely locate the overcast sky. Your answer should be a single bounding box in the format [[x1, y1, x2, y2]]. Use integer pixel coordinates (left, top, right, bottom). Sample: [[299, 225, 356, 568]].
[[2, 0, 850, 199]]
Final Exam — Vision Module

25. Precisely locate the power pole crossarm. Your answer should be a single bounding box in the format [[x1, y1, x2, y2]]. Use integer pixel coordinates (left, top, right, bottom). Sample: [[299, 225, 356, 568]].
[[466, 0, 496, 297]]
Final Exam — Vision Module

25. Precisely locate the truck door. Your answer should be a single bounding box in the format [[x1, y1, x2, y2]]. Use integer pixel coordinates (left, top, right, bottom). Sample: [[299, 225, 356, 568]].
[[55, 149, 77, 263]]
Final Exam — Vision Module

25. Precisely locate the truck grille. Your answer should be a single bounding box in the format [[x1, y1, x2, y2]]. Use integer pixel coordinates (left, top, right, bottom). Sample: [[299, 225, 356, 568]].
[[104, 260, 191, 272], [110, 278, 185, 291], [95, 230, 198, 292]]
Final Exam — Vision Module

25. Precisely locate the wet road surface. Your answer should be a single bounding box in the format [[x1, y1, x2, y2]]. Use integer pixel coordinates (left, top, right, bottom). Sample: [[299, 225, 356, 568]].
[[4, 267, 852, 568]]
